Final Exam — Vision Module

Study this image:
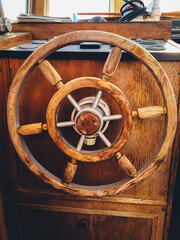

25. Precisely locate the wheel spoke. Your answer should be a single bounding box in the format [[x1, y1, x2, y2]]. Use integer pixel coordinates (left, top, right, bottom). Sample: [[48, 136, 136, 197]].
[[57, 121, 75, 128], [38, 59, 63, 89], [92, 90, 103, 109], [103, 114, 122, 121], [98, 131, 111, 147], [76, 135, 85, 151], [132, 106, 167, 119], [18, 121, 75, 135], [18, 123, 44, 136], [63, 159, 77, 184], [67, 94, 81, 112], [102, 46, 122, 81], [115, 152, 137, 178]]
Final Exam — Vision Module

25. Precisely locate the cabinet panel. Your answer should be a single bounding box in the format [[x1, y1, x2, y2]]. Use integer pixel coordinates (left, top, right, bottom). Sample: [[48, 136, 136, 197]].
[[9, 58, 179, 201], [4, 56, 179, 240], [19, 208, 155, 240]]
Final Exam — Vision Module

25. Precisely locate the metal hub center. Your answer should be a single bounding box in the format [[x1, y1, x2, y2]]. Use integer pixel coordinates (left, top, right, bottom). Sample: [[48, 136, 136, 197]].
[[74, 107, 104, 137], [75, 110, 101, 135], [71, 96, 111, 145]]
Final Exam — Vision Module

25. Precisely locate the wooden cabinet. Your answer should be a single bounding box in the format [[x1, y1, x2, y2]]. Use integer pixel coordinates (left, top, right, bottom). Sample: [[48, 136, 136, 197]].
[[19, 207, 162, 240], [0, 46, 179, 239]]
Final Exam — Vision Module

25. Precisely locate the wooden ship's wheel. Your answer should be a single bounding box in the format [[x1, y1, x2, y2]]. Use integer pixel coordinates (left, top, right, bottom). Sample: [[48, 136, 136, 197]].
[[7, 31, 177, 197]]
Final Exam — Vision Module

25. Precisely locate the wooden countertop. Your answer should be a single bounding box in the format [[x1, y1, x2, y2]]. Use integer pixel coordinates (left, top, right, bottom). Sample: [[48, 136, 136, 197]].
[[0, 39, 179, 62], [0, 32, 32, 49], [0, 21, 171, 50]]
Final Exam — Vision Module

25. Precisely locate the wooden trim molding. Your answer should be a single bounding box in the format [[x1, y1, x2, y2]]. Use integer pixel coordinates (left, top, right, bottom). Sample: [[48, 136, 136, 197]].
[[12, 21, 172, 40], [0, 32, 32, 49]]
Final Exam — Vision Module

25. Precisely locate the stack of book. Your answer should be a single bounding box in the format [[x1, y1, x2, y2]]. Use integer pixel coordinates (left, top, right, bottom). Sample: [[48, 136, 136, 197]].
[[16, 13, 71, 23]]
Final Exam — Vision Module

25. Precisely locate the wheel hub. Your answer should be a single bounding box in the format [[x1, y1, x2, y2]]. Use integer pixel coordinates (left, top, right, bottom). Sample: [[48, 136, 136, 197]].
[[71, 96, 111, 145], [75, 109, 102, 135]]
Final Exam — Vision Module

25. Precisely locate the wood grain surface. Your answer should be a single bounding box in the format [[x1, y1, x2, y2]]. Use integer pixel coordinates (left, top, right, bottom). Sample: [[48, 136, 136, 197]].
[[1, 50, 178, 239], [12, 21, 172, 39], [0, 32, 32, 49]]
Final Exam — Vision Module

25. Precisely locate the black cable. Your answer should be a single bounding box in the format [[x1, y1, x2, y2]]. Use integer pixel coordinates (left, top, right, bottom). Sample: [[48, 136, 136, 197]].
[[116, 0, 150, 22]]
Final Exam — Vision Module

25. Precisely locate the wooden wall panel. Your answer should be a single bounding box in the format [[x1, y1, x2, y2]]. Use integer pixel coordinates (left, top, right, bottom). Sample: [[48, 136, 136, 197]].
[[8, 58, 179, 201], [2, 50, 178, 240]]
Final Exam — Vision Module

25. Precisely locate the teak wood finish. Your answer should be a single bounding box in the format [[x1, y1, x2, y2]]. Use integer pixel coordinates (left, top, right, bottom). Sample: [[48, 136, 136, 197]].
[[12, 21, 171, 39], [7, 30, 177, 197], [0, 32, 32, 49]]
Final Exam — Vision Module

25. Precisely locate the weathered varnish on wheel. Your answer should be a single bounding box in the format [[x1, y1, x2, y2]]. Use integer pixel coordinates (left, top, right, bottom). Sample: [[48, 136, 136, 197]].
[[38, 59, 63, 89], [7, 31, 177, 198], [102, 46, 122, 81], [135, 106, 167, 119], [63, 159, 77, 184], [46, 77, 132, 163], [115, 152, 137, 178]]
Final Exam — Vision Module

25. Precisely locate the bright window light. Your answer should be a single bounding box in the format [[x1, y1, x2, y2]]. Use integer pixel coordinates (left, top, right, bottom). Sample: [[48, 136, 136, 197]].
[[1, 0, 179, 21], [49, 0, 110, 18], [2, 0, 26, 20], [143, 0, 180, 12]]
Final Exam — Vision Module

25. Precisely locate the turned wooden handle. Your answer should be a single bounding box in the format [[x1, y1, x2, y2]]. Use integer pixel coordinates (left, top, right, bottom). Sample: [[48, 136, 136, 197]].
[[18, 123, 43, 135], [63, 159, 77, 184], [116, 152, 137, 178], [102, 47, 122, 78], [132, 106, 167, 119], [38, 59, 63, 88]]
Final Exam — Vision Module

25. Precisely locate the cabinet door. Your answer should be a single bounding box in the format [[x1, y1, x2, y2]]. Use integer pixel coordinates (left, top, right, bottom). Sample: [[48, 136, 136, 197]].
[[19, 207, 158, 240]]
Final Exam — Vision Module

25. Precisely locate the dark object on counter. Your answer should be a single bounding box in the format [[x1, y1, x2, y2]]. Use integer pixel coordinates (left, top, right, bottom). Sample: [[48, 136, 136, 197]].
[[80, 42, 101, 49], [88, 16, 107, 22]]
